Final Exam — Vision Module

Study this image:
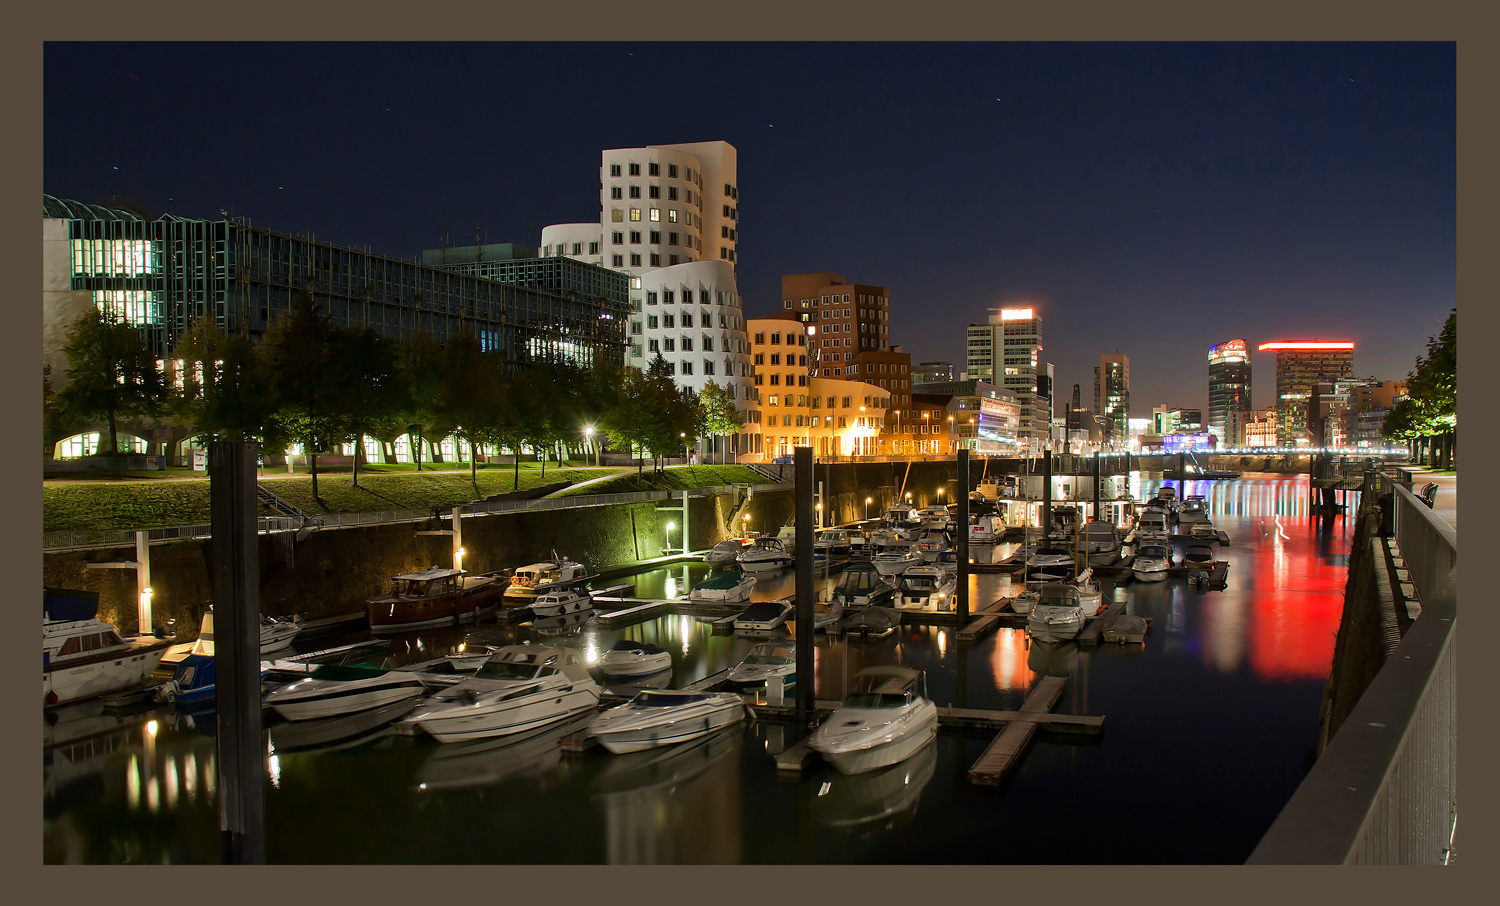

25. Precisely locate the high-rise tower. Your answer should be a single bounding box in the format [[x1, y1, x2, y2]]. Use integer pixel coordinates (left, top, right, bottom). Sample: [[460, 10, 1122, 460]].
[[1257, 341, 1355, 447], [1208, 339, 1252, 447], [966, 307, 1046, 446], [1092, 353, 1130, 446]]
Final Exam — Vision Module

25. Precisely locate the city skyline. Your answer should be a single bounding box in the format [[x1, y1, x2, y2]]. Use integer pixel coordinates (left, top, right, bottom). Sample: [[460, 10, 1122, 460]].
[[43, 42, 1455, 418]]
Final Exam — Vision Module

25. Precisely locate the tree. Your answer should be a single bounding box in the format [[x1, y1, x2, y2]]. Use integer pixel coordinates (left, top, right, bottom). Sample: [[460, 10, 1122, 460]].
[[601, 366, 654, 477], [1384, 306, 1457, 468], [397, 330, 453, 471], [335, 327, 401, 486], [698, 379, 744, 464], [56, 307, 165, 477], [201, 331, 284, 449], [264, 293, 345, 500], [437, 328, 504, 485]]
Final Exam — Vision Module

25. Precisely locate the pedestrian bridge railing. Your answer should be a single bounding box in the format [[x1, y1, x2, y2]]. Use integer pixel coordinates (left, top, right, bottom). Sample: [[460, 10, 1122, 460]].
[[1249, 480, 1456, 864]]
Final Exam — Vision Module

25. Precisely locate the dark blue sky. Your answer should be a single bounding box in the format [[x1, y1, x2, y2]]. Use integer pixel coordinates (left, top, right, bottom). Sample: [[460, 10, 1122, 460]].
[[44, 42, 1454, 417]]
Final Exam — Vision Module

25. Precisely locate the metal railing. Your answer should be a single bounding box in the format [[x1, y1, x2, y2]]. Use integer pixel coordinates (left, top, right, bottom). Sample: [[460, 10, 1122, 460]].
[[43, 516, 300, 552], [1249, 481, 1457, 864]]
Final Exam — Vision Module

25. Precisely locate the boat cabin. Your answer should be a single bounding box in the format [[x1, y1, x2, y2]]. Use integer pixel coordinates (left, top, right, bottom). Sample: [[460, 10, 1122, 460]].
[[752, 537, 787, 553], [390, 567, 465, 597], [1036, 584, 1083, 607], [475, 646, 591, 682], [841, 666, 927, 709]]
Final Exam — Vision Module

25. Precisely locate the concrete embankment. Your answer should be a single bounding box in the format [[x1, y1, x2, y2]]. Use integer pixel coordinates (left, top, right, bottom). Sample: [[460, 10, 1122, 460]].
[[43, 486, 798, 637]]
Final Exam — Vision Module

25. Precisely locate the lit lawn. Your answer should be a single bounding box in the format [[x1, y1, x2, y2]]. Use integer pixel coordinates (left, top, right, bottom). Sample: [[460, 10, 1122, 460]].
[[554, 464, 772, 496], [42, 465, 619, 532]]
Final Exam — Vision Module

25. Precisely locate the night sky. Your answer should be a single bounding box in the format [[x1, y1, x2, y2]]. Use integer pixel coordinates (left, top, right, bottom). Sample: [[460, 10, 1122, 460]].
[[44, 42, 1454, 418]]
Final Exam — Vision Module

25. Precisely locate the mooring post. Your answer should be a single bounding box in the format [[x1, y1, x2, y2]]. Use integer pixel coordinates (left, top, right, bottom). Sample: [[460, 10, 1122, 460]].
[[451, 505, 463, 569], [1092, 451, 1101, 523], [1042, 451, 1053, 536], [209, 441, 265, 865], [956, 448, 970, 623], [794, 446, 816, 722], [1177, 451, 1186, 496], [135, 530, 152, 634]]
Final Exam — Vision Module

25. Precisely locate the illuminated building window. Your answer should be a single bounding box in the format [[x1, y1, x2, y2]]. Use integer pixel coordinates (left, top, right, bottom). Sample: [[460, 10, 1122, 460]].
[[73, 239, 154, 276], [93, 290, 159, 326]]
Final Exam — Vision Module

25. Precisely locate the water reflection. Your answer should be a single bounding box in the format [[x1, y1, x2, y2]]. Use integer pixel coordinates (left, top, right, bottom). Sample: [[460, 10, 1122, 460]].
[[813, 740, 937, 833], [414, 712, 592, 793]]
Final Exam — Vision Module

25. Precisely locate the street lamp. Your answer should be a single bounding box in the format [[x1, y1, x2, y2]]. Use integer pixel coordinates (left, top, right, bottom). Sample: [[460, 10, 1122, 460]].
[[742, 512, 752, 536], [584, 425, 596, 467], [454, 547, 466, 571], [665, 521, 676, 554], [815, 501, 823, 529], [865, 496, 873, 521]]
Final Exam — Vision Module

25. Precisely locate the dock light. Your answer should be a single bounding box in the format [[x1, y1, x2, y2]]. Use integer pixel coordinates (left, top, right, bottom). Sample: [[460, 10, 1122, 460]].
[[666, 521, 676, 552], [147, 719, 158, 737], [454, 547, 466, 570]]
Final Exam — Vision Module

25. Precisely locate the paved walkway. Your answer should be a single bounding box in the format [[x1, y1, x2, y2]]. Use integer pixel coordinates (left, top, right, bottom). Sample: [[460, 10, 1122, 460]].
[[1404, 468, 1457, 531]]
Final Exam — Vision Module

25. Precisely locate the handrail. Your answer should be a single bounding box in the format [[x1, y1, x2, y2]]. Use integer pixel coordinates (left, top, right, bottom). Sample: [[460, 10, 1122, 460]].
[[1392, 482, 1457, 611]]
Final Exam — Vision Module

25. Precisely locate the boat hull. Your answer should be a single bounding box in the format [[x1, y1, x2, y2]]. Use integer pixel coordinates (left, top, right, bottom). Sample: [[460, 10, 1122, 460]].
[[269, 683, 426, 722], [597, 652, 672, 680], [1132, 567, 1169, 582], [738, 556, 791, 572], [816, 706, 938, 776], [417, 686, 600, 743], [366, 588, 501, 633], [530, 598, 592, 618], [592, 703, 746, 754], [43, 640, 171, 707], [1027, 612, 1085, 642]]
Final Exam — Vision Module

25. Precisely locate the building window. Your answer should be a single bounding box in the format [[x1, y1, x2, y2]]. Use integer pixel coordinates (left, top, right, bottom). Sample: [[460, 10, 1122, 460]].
[[649, 339, 659, 353], [612, 254, 623, 267], [682, 338, 693, 352], [630, 209, 641, 221], [630, 254, 642, 267], [668, 164, 678, 178], [771, 334, 781, 345], [630, 231, 641, 244], [589, 241, 599, 254], [663, 314, 675, 328], [723, 204, 731, 217], [754, 333, 765, 344], [646, 292, 658, 305], [649, 162, 660, 176], [668, 209, 678, 223], [669, 254, 679, 265], [629, 163, 641, 176], [650, 231, 661, 244], [650, 253, 661, 266], [610, 164, 622, 177], [668, 186, 678, 201], [704, 336, 714, 352], [650, 208, 661, 222], [683, 314, 694, 328], [612, 232, 623, 244], [629, 186, 641, 199], [611, 187, 623, 199], [663, 290, 674, 304], [649, 186, 660, 199], [612, 209, 624, 223], [668, 232, 678, 246], [771, 374, 781, 386], [664, 338, 675, 351], [630, 321, 642, 335], [704, 360, 714, 375], [754, 353, 764, 365], [648, 315, 659, 329]]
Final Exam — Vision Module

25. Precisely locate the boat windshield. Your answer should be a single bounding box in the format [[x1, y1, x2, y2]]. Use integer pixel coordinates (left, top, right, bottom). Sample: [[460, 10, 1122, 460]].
[[742, 654, 793, 666], [842, 691, 908, 709], [902, 576, 934, 591], [1037, 585, 1082, 605], [1139, 546, 1170, 559], [476, 660, 547, 681]]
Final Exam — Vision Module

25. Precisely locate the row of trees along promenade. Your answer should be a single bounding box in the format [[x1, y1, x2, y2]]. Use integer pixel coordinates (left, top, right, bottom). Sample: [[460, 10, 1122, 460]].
[[44, 294, 745, 498]]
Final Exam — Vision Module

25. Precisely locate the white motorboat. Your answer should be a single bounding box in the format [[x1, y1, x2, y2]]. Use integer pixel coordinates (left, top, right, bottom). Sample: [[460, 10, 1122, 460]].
[[1132, 543, 1172, 583], [43, 588, 172, 708], [838, 606, 902, 638], [704, 538, 750, 567], [808, 666, 938, 775], [1136, 509, 1171, 541], [832, 562, 896, 608], [733, 599, 793, 632], [969, 516, 1001, 544], [976, 476, 1004, 501], [259, 615, 302, 654], [1083, 522, 1123, 567], [529, 588, 593, 618], [1183, 545, 1217, 583], [894, 565, 958, 612], [1026, 583, 1087, 642], [264, 663, 428, 721], [688, 570, 757, 604], [1178, 495, 1209, 523], [912, 531, 950, 563], [502, 553, 593, 607], [869, 529, 912, 553], [1027, 545, 1075, 573], [589, 689, 748, 754], [1069, 568, 1104, 613], [1190, 520, 1218, 541], [1009, 586, 1039, 615], [445, 643, 503, 672], [597, 640, 673, 681], [873, 548, 925, 578], [847, 533, 876, 561], [814, 529, 854, 564], [726, 641, 797, 693], [737, 537, 793, 572], [883, 505, 921, 532], [919, 506, 952, 531], [405, 645, 600, 743]]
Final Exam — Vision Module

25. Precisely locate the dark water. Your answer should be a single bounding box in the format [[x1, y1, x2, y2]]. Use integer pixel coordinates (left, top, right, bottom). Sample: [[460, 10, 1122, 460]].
[[43, 475, 1354, 864]]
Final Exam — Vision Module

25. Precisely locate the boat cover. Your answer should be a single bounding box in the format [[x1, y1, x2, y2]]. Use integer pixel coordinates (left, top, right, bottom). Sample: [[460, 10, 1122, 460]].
[[696, 571, 747, 590], [608, 640, 668, 654], [738, 600, 789, 622]]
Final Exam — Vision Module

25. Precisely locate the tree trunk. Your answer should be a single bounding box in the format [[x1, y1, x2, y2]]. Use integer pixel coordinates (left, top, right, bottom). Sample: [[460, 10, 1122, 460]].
[[311, 451, 320, 500], [413, 430, 424, 471], [471, 438, 478, 484], [513, 450, 520, 489], [108, 410, 121, 479], [352, 432, 360, 487], [541, 448, 547, 479]]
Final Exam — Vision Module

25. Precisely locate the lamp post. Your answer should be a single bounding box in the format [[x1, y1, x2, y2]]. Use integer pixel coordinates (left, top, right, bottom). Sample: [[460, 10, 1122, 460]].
[[584, 425, 596, 467], [742, 512, 751, 537], [665, 521, 676, 555], [865, 496, 872, 521], [948, 415, 954, 454], [815, 502, 823, 530]]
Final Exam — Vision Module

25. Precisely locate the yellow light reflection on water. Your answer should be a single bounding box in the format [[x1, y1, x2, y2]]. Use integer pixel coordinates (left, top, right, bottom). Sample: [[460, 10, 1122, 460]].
[[183, 752, 197, 803], [163, 756, 178, 808], [126, 755, 140, 810], [664, 576, 678, 600]]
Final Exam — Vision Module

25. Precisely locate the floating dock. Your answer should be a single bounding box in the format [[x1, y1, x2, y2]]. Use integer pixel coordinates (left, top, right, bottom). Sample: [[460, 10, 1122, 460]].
[[968, 675, 1072, 785]]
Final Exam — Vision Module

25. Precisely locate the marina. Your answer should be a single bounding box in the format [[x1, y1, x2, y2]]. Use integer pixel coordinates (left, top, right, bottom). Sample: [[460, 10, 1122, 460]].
[[44, 473, 1363, 863]]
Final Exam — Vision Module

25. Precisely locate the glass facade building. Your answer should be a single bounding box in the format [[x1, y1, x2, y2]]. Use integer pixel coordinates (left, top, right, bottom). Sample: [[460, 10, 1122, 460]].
[[1093, 353, 1130, 445], [1208, 339, 1252, 447], [44, 195, 629, 369], [1258, 342, 1355, 446]]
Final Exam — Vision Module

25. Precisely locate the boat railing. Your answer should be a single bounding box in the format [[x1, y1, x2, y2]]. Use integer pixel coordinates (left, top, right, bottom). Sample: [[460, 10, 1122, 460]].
[[1248, 480, 1456, 864]]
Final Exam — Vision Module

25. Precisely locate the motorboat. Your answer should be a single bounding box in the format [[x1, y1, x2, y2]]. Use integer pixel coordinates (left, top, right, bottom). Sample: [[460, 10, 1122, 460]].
[[155, 610, 271, 708], [1027, 545, 1075, 573], [367, 566, 506, 632], [1183, 545, 1216, 582], [704, 538, 751, 567], [405, 645, 600, 743], [847, 533, 876, 561], [1082, 522, 1123, 567], [445, 643, 503, 672], [814, 529, 854, 564], [969, 516, 1001, 544], [596, 640, 673, 681], [589, 689, 748, 754], [1179, 495, 1209, 523], [529, 588, 593, 618], [838, 606, 902, 638], [1132, 543, 1172, 583], [808, 666, 938, 775], [264, 663, 428, 721], [873, 548, 925, 578], [894, 565, 957, 612], [737, 537, 793, 572], [1136, 509, 1171, 540], [832, 562, 896, 608], [1046, 506, 1082, 543], [726, 641, 797, 693], [1026, 583, 1087, 642], [43, 588, 172, 708], [883, 505, 921, 532], [812, 599, 845, 630], [502, 553, 593, 607], [912, 531, 950, 563], [259, 615, 301, 654], [688, 570, 757, 604], [919, 506, 952, 531], [734, 599, 793, 632], [1009, 586, 1039, 615], [1190, 520, 1219, 541], [1069, 568, 1104, 613], [868, 529, 911, 553], [975, 476, 1004, 501]]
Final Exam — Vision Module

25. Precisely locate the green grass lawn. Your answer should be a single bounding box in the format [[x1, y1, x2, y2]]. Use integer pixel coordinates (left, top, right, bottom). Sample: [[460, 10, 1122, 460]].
[[43, 466, 621, 532], [553, 464, 773, 497]]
